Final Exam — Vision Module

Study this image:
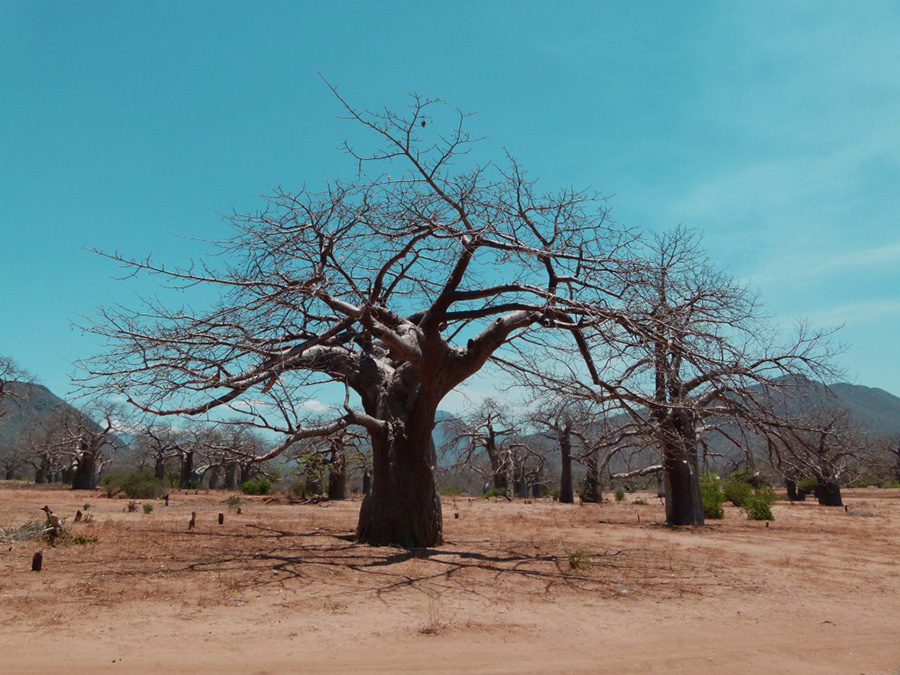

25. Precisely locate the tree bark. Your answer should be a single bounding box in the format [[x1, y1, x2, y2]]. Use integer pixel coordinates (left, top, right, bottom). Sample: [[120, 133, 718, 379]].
[[582, 451, 603, 503], [327, 447, 346, 500], [663, 430, 704, 526], [178, 451, 194, 489], [785, 478, 799, 501], [355, 394, 443, 548], [558, 425, 574, 504], [224, 462, 237, 489], [208, 465, 221, 490], [71, 452, 98, 490], [154, 457, 167, 482], [815, 480, 843, 507]]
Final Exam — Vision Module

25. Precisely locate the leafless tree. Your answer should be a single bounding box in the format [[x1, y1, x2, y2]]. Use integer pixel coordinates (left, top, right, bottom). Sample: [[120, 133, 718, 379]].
[[80, 89, 634, 546], [765, 408, 874, 506], [503, 227, 838, 525], [441, 399, 521, 494], [48, 402, 125, 489]]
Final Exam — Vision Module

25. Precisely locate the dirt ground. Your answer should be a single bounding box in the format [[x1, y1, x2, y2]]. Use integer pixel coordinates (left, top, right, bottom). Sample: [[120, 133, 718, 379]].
[[1, 484, 898, 674]]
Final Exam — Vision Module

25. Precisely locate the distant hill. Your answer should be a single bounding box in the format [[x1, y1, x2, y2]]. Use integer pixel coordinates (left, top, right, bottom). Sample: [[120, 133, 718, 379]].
[[0, 382, 82, 451]]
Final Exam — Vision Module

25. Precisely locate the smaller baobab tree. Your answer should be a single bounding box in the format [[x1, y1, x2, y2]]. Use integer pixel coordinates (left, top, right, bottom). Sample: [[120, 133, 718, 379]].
[[503, 226, 838, 525], [50, 403, 124, 490], [765, 408, 873, 507], [442, 399, 520, 494]]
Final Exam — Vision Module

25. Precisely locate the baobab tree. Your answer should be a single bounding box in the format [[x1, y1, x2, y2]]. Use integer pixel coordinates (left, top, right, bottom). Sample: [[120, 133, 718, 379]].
[[81, 90, 634, 547], [504, 227, 837, 525], [765, 408, 872, 507]]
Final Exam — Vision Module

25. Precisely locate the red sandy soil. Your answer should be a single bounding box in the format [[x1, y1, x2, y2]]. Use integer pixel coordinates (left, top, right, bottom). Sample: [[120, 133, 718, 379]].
[[1, 484, 899, 674]]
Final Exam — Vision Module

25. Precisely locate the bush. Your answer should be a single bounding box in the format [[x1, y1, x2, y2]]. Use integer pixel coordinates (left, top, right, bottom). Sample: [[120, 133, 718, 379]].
[[101, 470, 166, 499], [754, 485, 777, 505], [483, 487, 507, 499], [723, 480, 753, 507], [223, 495, 242, 508], [142, 503, 154, 514], [242, 478, 272, 495], [797, 476, 818, 492], [126, 501, 138, 512], [744, 494, 774, 520], [700, 473, 725, 520], [614, 488, 625, 502]]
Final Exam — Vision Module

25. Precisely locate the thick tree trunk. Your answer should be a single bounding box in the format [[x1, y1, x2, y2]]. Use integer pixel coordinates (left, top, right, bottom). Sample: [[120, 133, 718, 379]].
[[154, 457, 167, 482], [208, 465, 221, 490], [355, 400, 443, 548], [35, 455, 49, 484], [178, 451, 194, 489], [327, 447, 346, 500], [484, 442, 508, 491], [71, 453, 98, 490], [558, 426, 574, 504], [785, 478, 799, 501], [239, 463, 252, 485], [663, 440, 704, 526], [582, 451, 603, 503], [224, 462, 237, 489], [362, 468, 371, 495], [815, 480, 843, 507]]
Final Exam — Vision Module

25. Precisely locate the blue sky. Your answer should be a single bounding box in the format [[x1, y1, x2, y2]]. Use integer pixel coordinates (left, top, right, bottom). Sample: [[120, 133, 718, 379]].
[[2, 0, 899, 407]]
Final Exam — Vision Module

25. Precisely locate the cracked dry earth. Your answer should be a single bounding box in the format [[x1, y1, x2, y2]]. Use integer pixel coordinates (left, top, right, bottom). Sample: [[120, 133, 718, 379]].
[[1, 485, 899, 674]]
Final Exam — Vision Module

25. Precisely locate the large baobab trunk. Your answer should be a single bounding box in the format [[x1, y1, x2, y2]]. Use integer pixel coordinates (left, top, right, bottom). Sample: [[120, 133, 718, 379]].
[[71, 452, 98, 490], [815, 479, 843, 507], [35, 455, 50, 484], [224, 462, 237, 489], [154, 456, 167, 482], [582, 451, 603, 503], [355, 394, 443, 548], [178, 451, 194, 489], [483, 439, 508, 492], [327, 447, 346, 500], [208, 465, 221, 490], [558, 425, 574, 504]]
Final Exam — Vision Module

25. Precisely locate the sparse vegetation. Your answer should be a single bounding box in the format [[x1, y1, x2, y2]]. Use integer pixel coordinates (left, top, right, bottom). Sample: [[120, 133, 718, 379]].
[[700, 473, 725, 520], [142, 503, 154, 514], [615, 488, 625, 502], [744, 494, 774, 521], [223, 495, 242, 508], [566, 549, 593, 573], [126, 501, 138, 512], [723, 480, 753, 507], [241, 478, 271, 495]]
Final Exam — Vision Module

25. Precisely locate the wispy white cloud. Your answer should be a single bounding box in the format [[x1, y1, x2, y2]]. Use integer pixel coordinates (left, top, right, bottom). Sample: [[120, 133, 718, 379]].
[[803, 300, 900, 328]]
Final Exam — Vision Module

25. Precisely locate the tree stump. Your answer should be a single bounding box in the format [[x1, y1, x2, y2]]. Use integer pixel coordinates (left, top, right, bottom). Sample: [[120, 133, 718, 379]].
[[188, 511, 196, 530], [32, 551, 42, 572], [74, 510, 83, 523], [218, 513, 224, 525], [164, 494, 169, 507]]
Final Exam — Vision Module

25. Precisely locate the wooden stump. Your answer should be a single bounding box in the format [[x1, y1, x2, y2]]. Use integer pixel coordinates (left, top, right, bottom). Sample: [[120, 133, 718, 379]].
[[188, 511, 196, 530], [74, 510, 83, 523], [32, 551, 43, 571], [218, 513, 224, 525]]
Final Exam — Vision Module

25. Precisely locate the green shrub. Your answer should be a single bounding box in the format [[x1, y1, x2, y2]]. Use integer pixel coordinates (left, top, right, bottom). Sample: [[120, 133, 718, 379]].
[[633, 498, 649, 506], [614, 488, 625, 502], [142, 503, 154, 514], [223, 495, 242, 508], [126, 501, 138, 512], [797, 476, 818, 492], [744, 494, 774, 520], [101, 470, 166, 499], [483, 487, 507, 499], [700, 473, 725, 520], [242, 478, 272, 495], [440, 487, 462, 496], [754, 485, 777, 505], [723, 480, 753, 507]]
